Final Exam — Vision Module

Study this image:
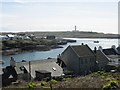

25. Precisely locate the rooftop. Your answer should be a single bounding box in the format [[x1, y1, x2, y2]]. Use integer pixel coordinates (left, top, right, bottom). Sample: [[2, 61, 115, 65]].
[[70, 44, 95, 57], [103, 48, 118, 55], [15, 58, 63, 78], [107, 55, 120, 59]]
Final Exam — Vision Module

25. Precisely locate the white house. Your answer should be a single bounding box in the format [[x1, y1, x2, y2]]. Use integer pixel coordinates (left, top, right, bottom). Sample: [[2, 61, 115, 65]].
[[6, 34, 17, 40], [0, 35, 9, 41]]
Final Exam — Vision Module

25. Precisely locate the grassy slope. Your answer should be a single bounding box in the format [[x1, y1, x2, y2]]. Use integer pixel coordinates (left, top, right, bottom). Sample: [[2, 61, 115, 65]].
[[4, 72, 120, 89], [51, 72, 120, 88]]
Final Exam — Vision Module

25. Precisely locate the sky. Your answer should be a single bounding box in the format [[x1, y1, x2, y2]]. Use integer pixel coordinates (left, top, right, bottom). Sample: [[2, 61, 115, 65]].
[[0, 0, 119, 34]]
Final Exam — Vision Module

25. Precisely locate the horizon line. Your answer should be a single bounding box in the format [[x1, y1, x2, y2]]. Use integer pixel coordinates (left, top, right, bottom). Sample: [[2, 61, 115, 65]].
[[1, 30, 118, 34]]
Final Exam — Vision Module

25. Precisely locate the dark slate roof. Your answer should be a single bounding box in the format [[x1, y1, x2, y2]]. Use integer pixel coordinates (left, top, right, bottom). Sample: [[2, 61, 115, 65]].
[[95, 50, 109, 60], [70, 45, 95, 57], [103, 48, 118, 55]]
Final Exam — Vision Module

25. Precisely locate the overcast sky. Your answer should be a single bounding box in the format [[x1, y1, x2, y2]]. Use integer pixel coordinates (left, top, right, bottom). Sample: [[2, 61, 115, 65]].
[[0, 0, 119, 34]]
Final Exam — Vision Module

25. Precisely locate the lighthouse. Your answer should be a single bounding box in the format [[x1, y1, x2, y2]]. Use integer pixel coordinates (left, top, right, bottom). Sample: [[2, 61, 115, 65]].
[[75, 26, 77, 31], [73, 25, 79, 32]]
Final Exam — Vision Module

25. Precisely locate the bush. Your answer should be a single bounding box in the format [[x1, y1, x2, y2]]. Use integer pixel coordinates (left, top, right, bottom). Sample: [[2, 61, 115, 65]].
[[97, 71, 105, 75], [28, 82, 37, 88], [62, 77, 71, 81], [101, 76, 105, 79], [41, 81, 47, 86], [103, 83, 112, 90], [103, 80, 118, 90], [50, 79, 57, 84], [110, 80, 118, 87]]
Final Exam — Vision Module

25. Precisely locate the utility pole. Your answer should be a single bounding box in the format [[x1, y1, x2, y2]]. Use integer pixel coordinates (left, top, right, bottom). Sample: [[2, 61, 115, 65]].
[[29, 61, 31, 81]]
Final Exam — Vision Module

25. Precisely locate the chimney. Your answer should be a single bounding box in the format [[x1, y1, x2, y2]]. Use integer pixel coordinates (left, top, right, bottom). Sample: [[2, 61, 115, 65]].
[[112, 45, 119, 54], [94, 47, 97, 53], [10, 57, 16, 67], [81, 43, 84, 45], [98, 46, 103, 51], [111, 45, 116, 49]]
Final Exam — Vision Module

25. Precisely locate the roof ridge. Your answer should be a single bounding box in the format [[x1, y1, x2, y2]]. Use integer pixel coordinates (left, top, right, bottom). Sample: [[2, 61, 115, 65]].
[[70, 44, 95, 57], [85, 44, 96, 56], [70, 45, 80, 57]]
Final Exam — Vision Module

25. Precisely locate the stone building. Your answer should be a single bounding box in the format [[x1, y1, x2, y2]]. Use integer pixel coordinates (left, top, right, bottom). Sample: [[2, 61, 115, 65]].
[[58, 44, 109, 75]]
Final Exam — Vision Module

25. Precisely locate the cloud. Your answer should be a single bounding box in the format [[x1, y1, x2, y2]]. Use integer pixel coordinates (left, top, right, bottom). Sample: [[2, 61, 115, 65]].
[[14, 0, 26, 3]]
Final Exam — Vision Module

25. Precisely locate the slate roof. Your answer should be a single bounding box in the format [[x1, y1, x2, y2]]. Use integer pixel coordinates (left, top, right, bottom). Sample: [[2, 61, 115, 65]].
[[95, 50, 110, 60], [107, 55, 120, 59], [70, 45, 95, 57], [107, 62, 120, 67], [15, 58, 63, 78], [102, 48, 118, 55]]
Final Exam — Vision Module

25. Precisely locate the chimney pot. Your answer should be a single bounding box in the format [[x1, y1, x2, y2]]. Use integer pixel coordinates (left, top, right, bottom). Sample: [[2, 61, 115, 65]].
[[94, 47, 97, 53]]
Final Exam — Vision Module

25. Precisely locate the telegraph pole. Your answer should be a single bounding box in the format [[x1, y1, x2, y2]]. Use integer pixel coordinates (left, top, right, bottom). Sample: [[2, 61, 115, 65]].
[[29, 61, 31, 81]]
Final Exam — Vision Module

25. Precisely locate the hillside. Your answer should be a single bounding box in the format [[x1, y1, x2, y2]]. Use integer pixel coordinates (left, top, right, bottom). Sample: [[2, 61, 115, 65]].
[[3, 71, 120, 89]]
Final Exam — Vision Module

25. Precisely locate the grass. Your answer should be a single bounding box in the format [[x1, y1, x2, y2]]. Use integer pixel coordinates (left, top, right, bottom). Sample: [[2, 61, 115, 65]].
[[41, 81, 47, 86], [28, 82, 37, 88], [50, 79, 57, 84], [51, 72, 120, 88]]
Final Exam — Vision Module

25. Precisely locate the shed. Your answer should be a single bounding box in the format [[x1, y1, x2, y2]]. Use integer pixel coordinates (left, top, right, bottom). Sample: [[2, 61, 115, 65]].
[[46, 35, 56, 39], [35, 70, 51, 81]]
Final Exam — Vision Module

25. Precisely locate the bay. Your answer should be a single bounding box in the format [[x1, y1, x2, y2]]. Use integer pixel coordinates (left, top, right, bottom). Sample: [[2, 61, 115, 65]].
[[1, 38, 119, 67]]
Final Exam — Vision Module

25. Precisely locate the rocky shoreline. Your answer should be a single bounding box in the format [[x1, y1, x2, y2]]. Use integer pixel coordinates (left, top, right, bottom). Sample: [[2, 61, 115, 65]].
[[2, 38, 74, 55], [2, 45, 63, 56]]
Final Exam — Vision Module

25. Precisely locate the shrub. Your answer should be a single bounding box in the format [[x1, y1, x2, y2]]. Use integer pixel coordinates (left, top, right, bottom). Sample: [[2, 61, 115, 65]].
[[97, 71, 105, 75], [28, 82, 37, 88], [62, 77, 71, 81], [103, 80, 118, 90], [110, 80, 118, 87], [103, 83, 112, 90], [101, 76, 105, 79], [50, 79, 57, 84], [41, 81, 47, 86]]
